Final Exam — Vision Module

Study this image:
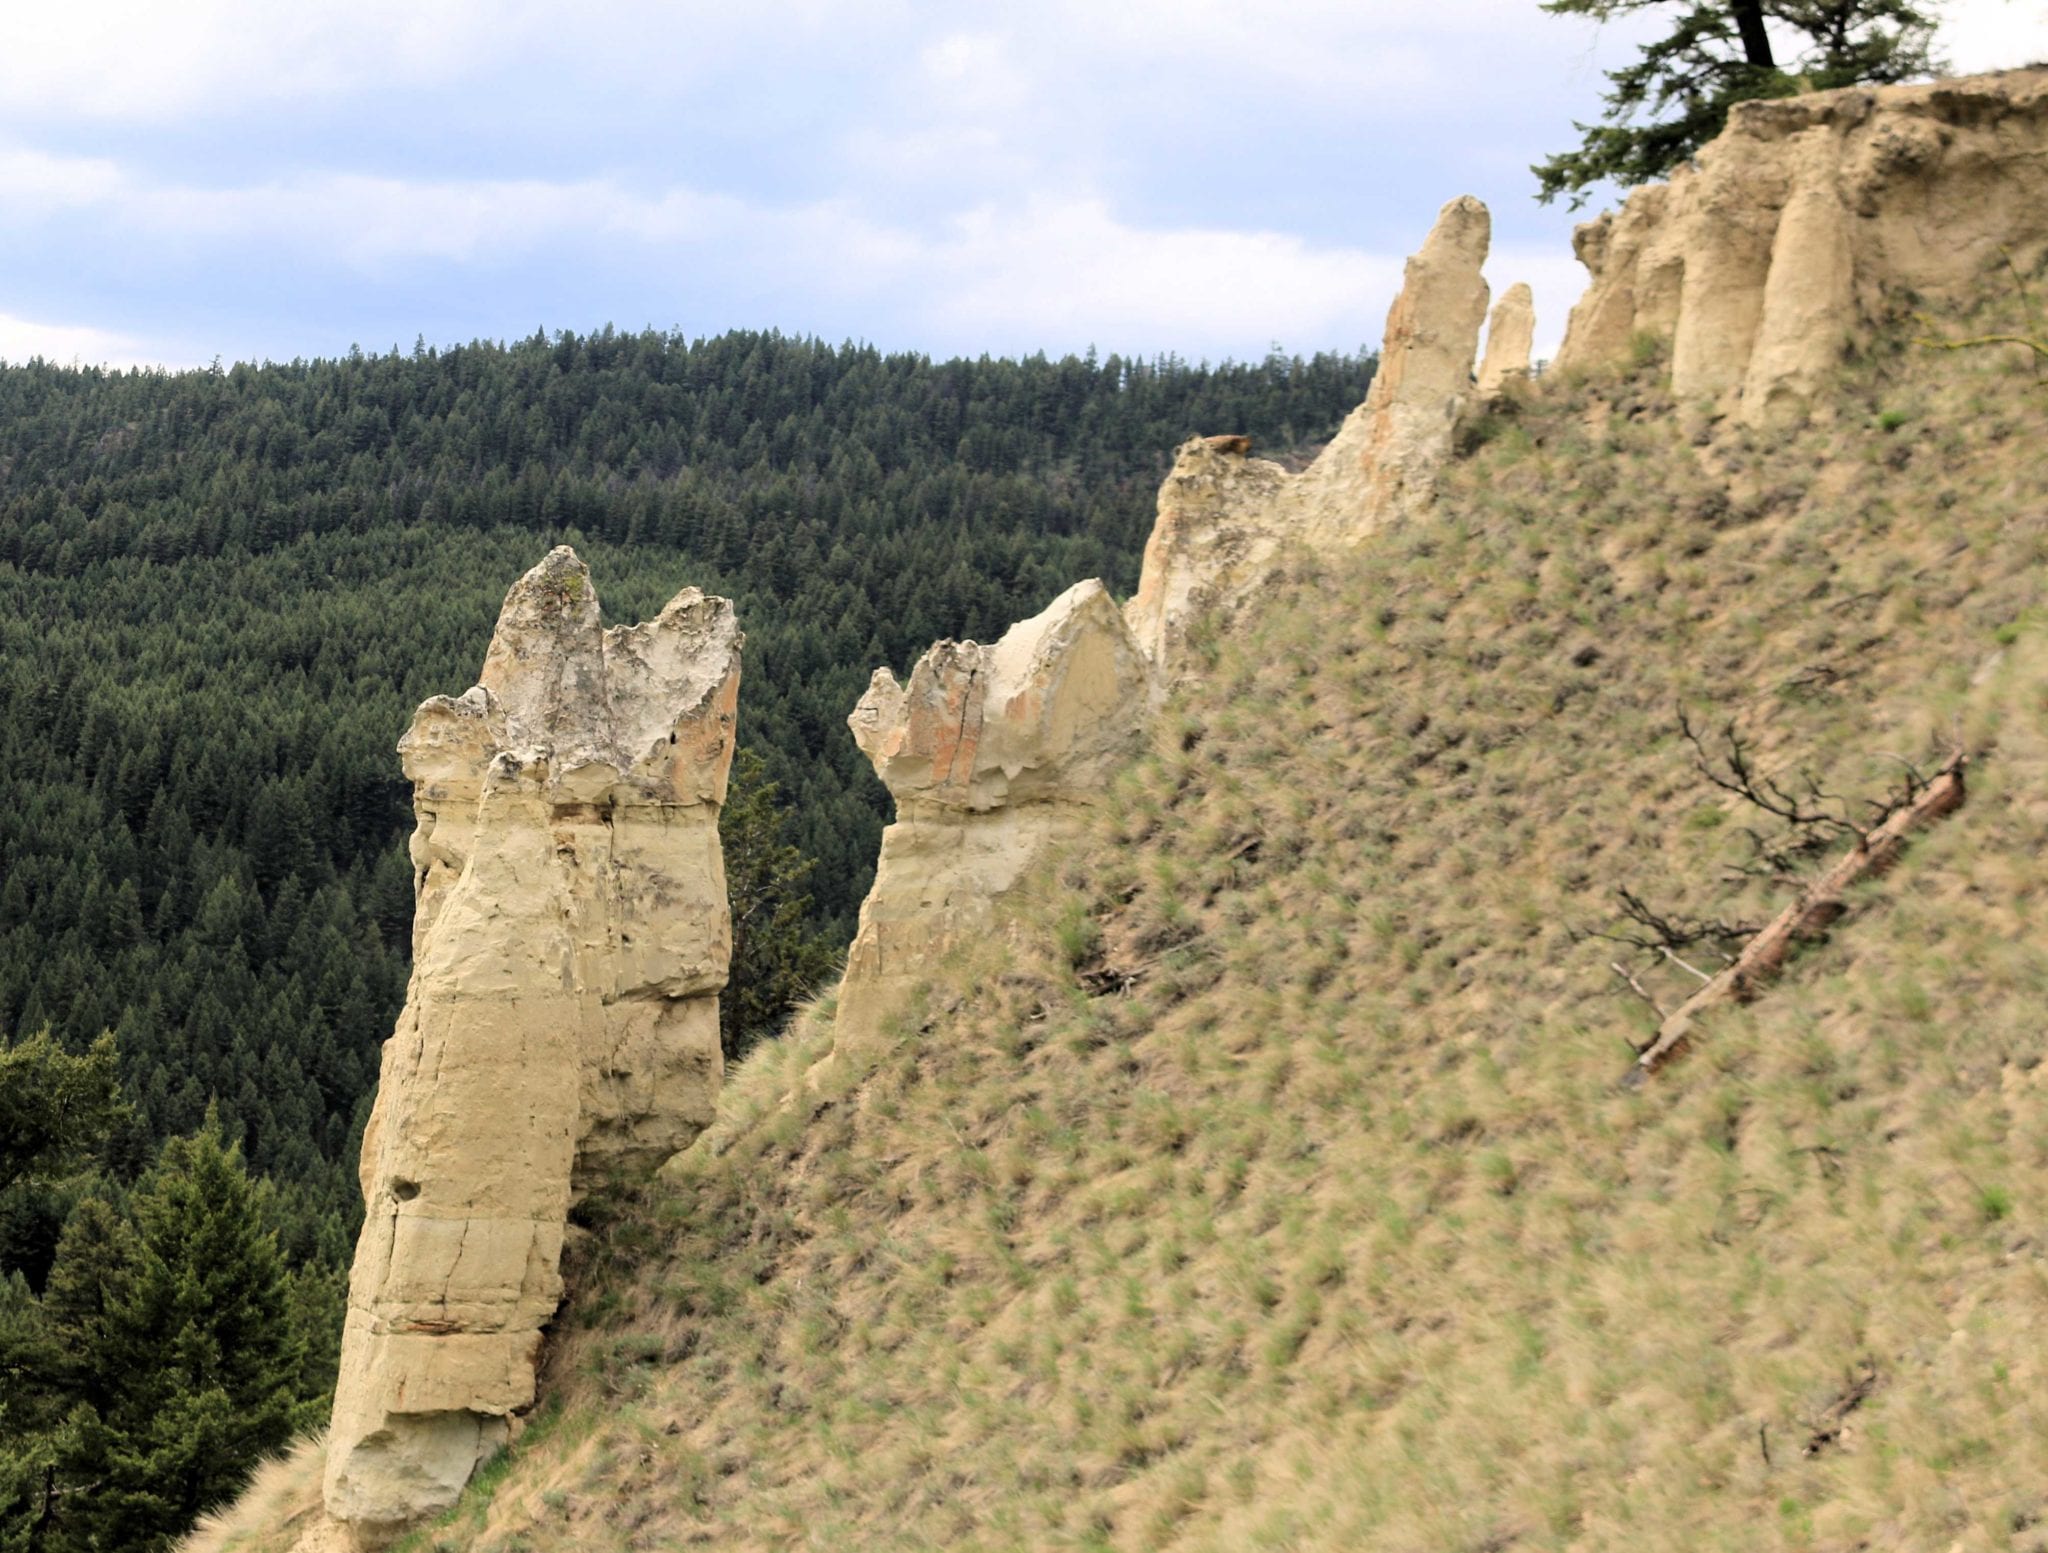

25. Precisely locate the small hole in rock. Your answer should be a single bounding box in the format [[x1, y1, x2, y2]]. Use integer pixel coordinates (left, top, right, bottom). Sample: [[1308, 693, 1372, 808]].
[[392, 1179, 421, 1202]]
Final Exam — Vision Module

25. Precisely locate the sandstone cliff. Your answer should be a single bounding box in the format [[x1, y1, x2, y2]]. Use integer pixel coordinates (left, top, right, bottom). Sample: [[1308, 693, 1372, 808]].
[[1126, 195, 1496, 677], [322, 548, 740, 1545], [1553, 67, 2048, 425], [832, 580, 1151, 1060]]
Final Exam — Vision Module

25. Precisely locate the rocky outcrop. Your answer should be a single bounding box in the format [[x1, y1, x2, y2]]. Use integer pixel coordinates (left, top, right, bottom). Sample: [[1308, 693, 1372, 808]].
[[322, 548, 739, 1545], [1477, 282, 1536, 400], [1126, 195, 1494, 678], [1123, 436, 1293, 675], [1295, 193, 1492, 541], [1554, 68, 2048, 424], [833, 580, 1151, 1059]]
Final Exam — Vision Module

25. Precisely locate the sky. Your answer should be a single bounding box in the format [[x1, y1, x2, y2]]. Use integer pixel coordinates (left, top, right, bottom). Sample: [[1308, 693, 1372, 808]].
[[2, 0, 2044, 373]]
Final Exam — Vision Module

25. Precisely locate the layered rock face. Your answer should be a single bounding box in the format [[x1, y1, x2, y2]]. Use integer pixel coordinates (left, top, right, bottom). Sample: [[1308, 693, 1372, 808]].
[[323, 548, 740, 1544], [1126, 195, 1497, 678], [1553, 68, 2048, 425], [833, 580, 1151, 1059]]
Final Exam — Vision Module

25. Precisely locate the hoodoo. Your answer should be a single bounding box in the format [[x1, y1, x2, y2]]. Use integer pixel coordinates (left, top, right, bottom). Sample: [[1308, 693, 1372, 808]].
[[1295, 192, 1493, 539], [321, 549, 741, 1545], [1126, 194, 1495, 679], [1476, 281, 1536, 400], [832, 580, 1152, 1060], [1552, 67, 2048, 424]]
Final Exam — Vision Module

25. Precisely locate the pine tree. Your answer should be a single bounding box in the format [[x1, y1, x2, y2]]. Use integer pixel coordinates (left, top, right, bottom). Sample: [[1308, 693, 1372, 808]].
[[0, 1033, 125, 1197], [55, 1124, 301, 1550], [719, 750, 837, 1064], [0, 1271, 63, 1552]]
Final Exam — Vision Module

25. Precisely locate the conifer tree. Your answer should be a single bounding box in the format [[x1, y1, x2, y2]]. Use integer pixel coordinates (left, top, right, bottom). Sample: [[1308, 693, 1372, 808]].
[[0, 1271, 63, 1551], [52, 1125, 300, 1550], [719, 749, 836, 1063], [0, 1034, 124, 1197]]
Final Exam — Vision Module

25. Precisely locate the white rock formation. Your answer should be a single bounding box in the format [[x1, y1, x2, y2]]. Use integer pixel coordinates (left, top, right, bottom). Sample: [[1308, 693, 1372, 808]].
[[832, 580, 1152, 1059], [323, 547, 740, 1545], [1477, 281, 1536, 400], [1122, 436, 1292, 675], [1294, 193, 1492, 541], [1553, 68, 2048, 424], [1126, 195, 1494, 678]]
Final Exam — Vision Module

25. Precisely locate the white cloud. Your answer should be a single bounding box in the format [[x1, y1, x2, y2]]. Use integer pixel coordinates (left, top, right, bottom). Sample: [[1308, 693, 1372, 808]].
[[1941, 0, 2048, 71], [913, 195, 1400, 355], [5, 0, 2034, 367], [0, 0, 520, 118], [0, 310, 160, 368], [0, 0, 891, 122], [0, 146, 124, 208], [0, 137, 1411, 354], [918, 31, 1032, 113]]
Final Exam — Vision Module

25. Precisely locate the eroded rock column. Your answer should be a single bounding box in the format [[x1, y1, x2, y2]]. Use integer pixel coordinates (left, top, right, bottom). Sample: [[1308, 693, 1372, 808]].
[[1552, 67, 2048, 424], [1123, 435, 1291, 676], [1123, 195, 1495, 682], [832, 580, 1152, 1061], [1296, 193, 1491, 540], [323, 547, 740, 1544], [1477, 281, 1536, 401]]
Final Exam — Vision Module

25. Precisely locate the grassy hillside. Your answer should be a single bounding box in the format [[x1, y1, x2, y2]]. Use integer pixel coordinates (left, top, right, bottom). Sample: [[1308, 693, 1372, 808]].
[[209, 280, 2048, 1552]]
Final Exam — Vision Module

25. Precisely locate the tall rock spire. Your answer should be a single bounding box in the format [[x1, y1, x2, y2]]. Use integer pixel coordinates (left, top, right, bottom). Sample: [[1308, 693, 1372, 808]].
[[1126, 196, 1495, 679], [1477, 281, 1536, 401], [322, 548, 740, 1545]]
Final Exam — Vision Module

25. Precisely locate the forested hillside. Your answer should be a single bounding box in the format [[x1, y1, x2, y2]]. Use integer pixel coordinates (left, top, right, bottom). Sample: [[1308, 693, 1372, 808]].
[[0, 330, 1368, 1308]]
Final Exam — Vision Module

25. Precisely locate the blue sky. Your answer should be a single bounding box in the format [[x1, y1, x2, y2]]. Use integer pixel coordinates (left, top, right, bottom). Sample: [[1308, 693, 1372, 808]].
[[3, 0, 2043, 371]]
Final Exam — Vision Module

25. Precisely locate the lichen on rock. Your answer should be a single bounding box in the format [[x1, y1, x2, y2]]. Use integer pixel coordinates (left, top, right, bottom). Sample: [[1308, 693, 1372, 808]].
[[322, 547, 740, 1545]]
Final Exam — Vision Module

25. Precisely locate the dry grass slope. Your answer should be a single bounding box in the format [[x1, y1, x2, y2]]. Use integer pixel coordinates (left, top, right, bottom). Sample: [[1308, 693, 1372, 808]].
[[183, 1434, 330, 1553], [226, 278, 2048, 1552]]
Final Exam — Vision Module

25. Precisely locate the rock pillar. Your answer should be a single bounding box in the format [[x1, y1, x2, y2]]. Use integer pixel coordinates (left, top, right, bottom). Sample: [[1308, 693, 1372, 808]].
[[1477, 281, 1536, 400], [832, 580, 1152, 1061], [1551, 68, 2048, 424], [323, 548, 740, 1544]]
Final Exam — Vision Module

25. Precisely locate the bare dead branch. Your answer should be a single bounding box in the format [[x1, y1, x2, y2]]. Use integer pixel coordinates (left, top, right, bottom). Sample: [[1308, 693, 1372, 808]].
[[1658, 945, 1714, 982], [1615, 887, 1760, 951], [1802, 1360, 1882, 1457], [1623, 747, 1966, 1083], [1608, 961, 1664, 1025], [1912, 251, 2047, 381], [1912, 329, 2048, 369], [1678, 710, 1863, 841]]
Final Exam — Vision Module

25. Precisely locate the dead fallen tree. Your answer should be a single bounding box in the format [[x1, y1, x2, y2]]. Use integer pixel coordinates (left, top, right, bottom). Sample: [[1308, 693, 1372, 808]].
[[1620, 734, 1966, 1085]]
